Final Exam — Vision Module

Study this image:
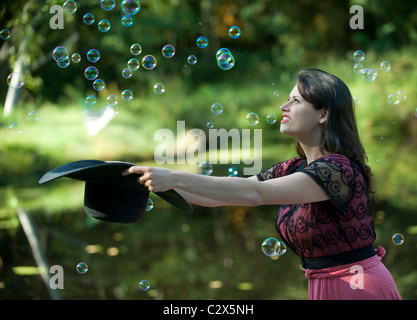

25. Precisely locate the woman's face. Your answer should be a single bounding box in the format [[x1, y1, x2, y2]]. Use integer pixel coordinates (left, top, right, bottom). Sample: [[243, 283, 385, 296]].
[[279, 85, 327, 142]]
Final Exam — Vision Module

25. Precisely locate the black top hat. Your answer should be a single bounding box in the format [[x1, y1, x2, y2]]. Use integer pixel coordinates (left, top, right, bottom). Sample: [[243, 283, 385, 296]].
[[38, 160, 193, 224]]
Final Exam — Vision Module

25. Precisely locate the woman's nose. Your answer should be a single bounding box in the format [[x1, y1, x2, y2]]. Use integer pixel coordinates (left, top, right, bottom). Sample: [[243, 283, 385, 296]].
[[280, 101, 290, 111]]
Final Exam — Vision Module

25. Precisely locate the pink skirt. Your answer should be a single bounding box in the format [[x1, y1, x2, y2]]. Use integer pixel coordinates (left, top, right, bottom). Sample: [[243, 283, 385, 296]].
[[305, 246, 402, 300]]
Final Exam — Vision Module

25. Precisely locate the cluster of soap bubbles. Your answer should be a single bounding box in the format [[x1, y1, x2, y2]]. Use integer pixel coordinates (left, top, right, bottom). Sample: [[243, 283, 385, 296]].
[[8, 110, 40, 136], [352, 49, 407, 106], [262, 237, 287, 257]]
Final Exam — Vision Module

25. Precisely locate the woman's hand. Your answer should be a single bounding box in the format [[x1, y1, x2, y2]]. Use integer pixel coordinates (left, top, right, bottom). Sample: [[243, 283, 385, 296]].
[[122, 166, 175, 192]]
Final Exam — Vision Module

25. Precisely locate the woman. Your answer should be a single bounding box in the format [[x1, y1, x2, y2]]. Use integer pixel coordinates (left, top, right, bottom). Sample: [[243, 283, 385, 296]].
[[123, 68, 401, 300]]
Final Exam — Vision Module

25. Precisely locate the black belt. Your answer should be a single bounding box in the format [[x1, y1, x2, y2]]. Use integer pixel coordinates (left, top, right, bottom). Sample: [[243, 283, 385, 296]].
[[301, 245, 376, 270]]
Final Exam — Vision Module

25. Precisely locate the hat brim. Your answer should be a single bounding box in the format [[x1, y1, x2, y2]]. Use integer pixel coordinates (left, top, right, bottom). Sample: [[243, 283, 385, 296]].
[[38, 160, 193, 223]]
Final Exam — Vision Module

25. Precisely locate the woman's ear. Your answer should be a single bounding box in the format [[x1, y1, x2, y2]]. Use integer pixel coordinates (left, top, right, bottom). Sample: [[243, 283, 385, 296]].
[[319, 108, 328, 124]]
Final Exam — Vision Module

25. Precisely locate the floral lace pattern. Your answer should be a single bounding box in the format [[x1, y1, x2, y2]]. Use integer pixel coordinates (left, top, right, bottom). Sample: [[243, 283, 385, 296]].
[[257, 154, 376, 258]]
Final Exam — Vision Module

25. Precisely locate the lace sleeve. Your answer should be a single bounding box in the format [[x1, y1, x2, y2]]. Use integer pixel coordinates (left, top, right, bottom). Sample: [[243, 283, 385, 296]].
[[256, 157, 304, 181]]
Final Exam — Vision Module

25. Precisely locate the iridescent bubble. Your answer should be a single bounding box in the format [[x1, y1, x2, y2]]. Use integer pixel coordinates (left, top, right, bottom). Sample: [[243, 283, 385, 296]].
[[141, 55, 157, 70], [387, 94, 400, 105], [98, 19, 111, 32], [106, 102, 119, 117], [130, 43, 142, 55], [153, 82, 165, 94], [122, 68, 132, 78], [211, 103, 223, 115], [27, 111, 40, 122], [0, 28, 11, 40], [146, 198, 154, 211], [63, 0, 77, 14], [262, 237, 286, 257], [353, 96, 362, 105], [83, 13, 95, 25], [273, 91, 279, 97], [353, 63, 363, 74], [392, 233, 404, 245], [228, 167, 238, 177], [93, 79, 105, 91], [52, 46, 69, 62], [187, 55, 197, 65], [107, 94, 118, 105], [276, 241, 287, 255], [397, 90, 407, 100], [121, 89, 133, 101], [82, 109, 95, 121], [216, 48, 231, 59], [360, 68, 377, 82], [217, 53, 235, 70], [57, 57, 70, 68], [7, 72, 24, 89], [76, 262, 88, 274], [8, 122, 23, 136], [245, 112, 259, 126], [162, 44, 175, 58], [380, 61, 391, 72], [85, 95, 96, 106], [127, 58, 140, 71], [87, 49, 100, 63], [121, 15, 133, 27], [100, 0, 116, 10], [206, 121, 214, 129], [353, 50, 365, 62], [121, 0, 141, 16], [71, 53, 81, 63], [196, 36, 208, 48], [85, 66, 98, 80], [199, 161, 213, 175], [266, 113, 277, 124], [139, 280, 150, 291], [228, 26, 241, 39]]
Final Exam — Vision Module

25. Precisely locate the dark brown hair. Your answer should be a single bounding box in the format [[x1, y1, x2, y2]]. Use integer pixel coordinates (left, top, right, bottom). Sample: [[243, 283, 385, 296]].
[[295, 68, 373, 192]]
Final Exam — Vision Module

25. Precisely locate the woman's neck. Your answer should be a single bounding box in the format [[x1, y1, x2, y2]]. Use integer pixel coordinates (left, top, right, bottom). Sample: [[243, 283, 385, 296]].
[[299, 142, 331, 164]]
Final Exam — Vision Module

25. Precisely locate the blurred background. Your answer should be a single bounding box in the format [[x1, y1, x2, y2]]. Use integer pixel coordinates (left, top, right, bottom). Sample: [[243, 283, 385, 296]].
[[0, 0, 416, 300]]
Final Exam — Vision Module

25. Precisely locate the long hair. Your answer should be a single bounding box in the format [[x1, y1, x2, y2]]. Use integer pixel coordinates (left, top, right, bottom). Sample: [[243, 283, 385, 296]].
[[295, 68, 373, 192]]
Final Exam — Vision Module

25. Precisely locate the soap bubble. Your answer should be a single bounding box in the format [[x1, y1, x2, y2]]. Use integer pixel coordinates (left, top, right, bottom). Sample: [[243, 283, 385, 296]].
[[206, 121, 214, 129], [107, 94, 118, 105], [387, 94, 400, 105], [228, 167, 238, 177], [121, 89, 133, 101], [216, 48, 231, 59], [187, 55, 197, 65], [397, 90, 407, 100], [98, 19, 111, 32], [100, 0, 116, 11], [162, 44, 175, 58], [245, 112, 259, 126], [52, 46, 69, 62], [0, 28, 11, 40], [57, 57, 70, 68], [139, 280, 150, 291], [146, 198, 154, 211], [76, 262, 88, 274], [121, 15, 133, 27], [8, 122, 23, 136], [228, 26, 241, 39], [71, 53, 81, 63], [196, 36, 208, 48], [392, 233, 404, 245], [199, 161, 213, 175], [217, 52, 235, 70], [262, 237, 287, 257], [142, 55, 157, 70], [27, 111, 40, 123], [127, 58, 140, 71], [85, 95, 96, 106], [380, 61, 391, 72], [360, 68, 377, 82], [353, 63, 363, 74], [87, 49, 100, 63], [121, 0, 141, 16], [63, 0, 77, 14], [211, 103, 223, 115], [266, 113, 277, 124], [93, 79, 105, 91], [353, 96, 362, 105], [122, 68, 132, 78], [82, 109, 95, 121], [273, 91, 279, 97], [85, 66, 98, 80], [353, 50, 365, 62], [83, 13, 95, 25], [153, 82, 165, 94], [7, 72, 24, 89], [130, 43, 142, 55]]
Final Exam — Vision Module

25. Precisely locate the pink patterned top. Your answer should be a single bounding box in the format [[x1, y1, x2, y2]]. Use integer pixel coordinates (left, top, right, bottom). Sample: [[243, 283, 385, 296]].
[[257, 153, 376, 263]]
